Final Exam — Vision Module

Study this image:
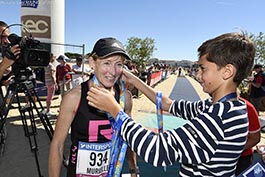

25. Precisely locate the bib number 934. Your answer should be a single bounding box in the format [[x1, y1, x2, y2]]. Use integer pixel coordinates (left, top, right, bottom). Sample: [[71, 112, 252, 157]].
[[76, 141, 111, 176]]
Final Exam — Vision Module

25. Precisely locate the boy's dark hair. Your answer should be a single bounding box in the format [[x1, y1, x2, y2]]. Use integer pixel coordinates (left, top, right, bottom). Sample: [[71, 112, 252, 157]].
[[76, 56, 83, 61], [197, 32, 255, 85]]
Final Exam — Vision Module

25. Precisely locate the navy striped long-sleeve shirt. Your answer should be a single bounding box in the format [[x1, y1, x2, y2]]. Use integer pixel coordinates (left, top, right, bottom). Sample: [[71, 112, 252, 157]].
[[118, 98, 248, 176]]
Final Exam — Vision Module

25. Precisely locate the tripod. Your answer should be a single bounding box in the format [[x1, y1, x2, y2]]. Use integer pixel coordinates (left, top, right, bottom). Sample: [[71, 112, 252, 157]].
[[0, 77, 54, 177]]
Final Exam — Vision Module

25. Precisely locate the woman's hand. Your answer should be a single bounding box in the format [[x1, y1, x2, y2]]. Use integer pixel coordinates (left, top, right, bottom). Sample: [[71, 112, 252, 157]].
[[87, 87, 122, 118]]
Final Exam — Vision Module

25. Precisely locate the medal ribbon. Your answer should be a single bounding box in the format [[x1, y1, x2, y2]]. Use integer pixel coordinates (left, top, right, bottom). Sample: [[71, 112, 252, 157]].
[[156, 91, 166, 172], [218, 92, 237, 102], [156, 91, 163, 133]]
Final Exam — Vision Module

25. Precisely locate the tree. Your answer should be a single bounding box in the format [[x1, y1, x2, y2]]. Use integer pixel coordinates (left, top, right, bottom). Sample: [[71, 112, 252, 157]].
[[64, 52, 82, 60], [244, 31, 265, 65], [251, 32, 265, 65], [125, 37, 156, 70], [238, 31, 265, 98]]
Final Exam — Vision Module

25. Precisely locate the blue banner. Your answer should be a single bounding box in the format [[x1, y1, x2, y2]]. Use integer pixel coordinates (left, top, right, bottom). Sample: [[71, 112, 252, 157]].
[[237, 158, 265, 177], [21, 0, 39, 8]]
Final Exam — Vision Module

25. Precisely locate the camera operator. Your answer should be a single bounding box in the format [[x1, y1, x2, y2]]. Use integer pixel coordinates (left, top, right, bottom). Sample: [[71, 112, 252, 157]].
[[0, 21, 21, 106], [0, 21, 21, 81]]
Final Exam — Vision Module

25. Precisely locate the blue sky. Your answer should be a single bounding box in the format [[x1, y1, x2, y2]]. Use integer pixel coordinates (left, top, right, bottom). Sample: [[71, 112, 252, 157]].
[[1, 0, 265, 61]]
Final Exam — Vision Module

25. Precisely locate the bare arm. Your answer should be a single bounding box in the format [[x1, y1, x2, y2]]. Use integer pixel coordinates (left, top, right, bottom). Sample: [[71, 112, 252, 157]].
[[50, 69, 56, 84], [251, 82, 261, 88], [243, 99, 261, 150], [48, 87, 81, 177], [0, 45, 20, 80], [0, 58, 13, 80], [72, 68, 82, 74], [122, 69, 173, 111], [244, 131, 260, 150], [50, 68, 58, 90], [256, 144, 265, 162]]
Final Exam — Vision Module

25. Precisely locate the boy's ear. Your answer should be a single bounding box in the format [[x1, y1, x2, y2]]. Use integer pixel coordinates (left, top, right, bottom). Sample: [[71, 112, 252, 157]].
[[223, 64, 235, 80]]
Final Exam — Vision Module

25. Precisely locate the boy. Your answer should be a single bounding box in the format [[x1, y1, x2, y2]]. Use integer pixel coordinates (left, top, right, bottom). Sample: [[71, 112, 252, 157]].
[[87, 32, 255, 176]]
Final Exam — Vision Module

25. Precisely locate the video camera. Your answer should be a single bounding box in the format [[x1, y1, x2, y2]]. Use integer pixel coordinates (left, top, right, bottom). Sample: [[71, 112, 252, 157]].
[[5, 33, 50, 67], [0, 24, 50, 82]]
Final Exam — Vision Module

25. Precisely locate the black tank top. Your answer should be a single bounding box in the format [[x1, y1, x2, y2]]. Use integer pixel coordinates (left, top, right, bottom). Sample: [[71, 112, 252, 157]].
[[67, 79, 120, 177]]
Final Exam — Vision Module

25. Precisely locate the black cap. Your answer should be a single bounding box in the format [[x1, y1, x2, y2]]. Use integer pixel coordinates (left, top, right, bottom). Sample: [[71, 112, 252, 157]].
[[76, 56, 83, 61], [254, 64, 263, 69], [57, 55, 66, 62], [90, 37, 131, 60]]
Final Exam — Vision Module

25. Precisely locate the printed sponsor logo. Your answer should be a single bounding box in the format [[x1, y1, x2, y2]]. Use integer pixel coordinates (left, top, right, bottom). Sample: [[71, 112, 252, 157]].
[[239, 160, 265, 177], [21, 15, 51, 38], [21, 0, 38, 8], [79, 142, 111, 151], [0, 0, 49, 5]]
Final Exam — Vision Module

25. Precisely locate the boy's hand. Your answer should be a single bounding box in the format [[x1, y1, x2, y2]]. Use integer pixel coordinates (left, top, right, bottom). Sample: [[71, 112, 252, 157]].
[[122, 69, 138, 86], [87, 87, 122, 118]]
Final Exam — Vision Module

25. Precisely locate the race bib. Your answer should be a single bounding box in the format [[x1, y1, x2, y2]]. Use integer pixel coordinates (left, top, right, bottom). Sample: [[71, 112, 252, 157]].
[[76, 141, 111, 177]]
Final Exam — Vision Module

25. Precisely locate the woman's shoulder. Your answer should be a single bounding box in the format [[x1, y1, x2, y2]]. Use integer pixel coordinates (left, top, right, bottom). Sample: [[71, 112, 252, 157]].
[[64, 86, 82, 100]]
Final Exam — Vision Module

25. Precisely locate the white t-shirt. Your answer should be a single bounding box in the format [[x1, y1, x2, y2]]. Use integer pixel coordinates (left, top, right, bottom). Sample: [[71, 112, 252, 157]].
[[71, 64, 92, 88]]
